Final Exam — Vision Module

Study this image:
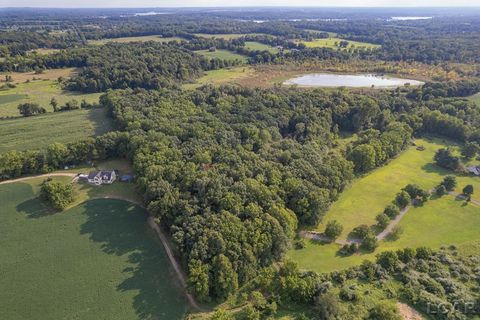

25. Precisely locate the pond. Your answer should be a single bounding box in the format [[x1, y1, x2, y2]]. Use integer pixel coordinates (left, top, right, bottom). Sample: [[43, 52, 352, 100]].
[[284, 73, 424, 88]]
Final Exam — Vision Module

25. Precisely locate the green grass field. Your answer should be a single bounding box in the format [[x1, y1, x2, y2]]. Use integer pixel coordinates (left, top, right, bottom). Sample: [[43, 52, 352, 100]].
[[287, 137, 480, 273], [0, 108, 113, 152], [193, 33, 260, 40], [183, 67, 255, 90], [0, 80, 101, 118], [195, 49, 248, 62], [0, 179, 187, 319], [469, 93, 480, 106], [297, 37, 380, 50], [244, 41, 280, 53], [88, 35, 186, 45]]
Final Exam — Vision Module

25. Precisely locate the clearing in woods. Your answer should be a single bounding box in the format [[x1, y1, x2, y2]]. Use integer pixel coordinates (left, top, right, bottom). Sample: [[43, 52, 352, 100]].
[[194, 49, 248, 62], [0, 108, 113, 152], [287, 137, 480, 273], [88, 35, 186, 45]]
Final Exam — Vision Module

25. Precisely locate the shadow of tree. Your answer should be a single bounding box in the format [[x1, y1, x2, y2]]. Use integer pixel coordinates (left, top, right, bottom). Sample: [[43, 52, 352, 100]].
[[80, 199, 187, 319], [16, 196, 55, 219]]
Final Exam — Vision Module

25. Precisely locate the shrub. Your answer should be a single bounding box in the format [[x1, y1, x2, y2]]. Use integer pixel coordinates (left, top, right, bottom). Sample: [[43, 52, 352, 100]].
[[436, 184, 447, 196], [395, 191, 411, 209], [375, 213, 390, 230], [367, 302, 402, 320], [361, 231, 378, 252], [325, 220, 343, 240], [351, 224, 370, 240], [441, 175, 457, 191], [463, 184, 474, 196], [384, 204, 400, 219], [388, 226, 403, 241]]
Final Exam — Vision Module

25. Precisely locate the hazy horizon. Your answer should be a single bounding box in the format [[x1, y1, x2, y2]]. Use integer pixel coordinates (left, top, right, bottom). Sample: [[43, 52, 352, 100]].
[[2, 0, 480, 8]]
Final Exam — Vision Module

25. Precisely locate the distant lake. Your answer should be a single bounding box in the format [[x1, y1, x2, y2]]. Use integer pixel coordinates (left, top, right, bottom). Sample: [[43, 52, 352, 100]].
[[284, 73, 424, 88], [391, 16, 433, 21]]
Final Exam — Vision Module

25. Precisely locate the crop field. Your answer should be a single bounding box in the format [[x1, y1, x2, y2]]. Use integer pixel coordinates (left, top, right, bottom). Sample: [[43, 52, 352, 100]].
[[244, 41, 280, 53], [287, 137, 480, 273], [0, 79, 102, 118], [0, 179, 187, 320], [0, 108, 113, 152], [297, 37, 380, 50], [195, 49, 248, 62], [183, 66, 255, 89], [88, 35, 186, 45]]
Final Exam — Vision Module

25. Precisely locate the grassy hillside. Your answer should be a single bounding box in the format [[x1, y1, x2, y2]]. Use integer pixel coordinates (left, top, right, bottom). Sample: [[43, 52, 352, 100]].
[[0, 179, 187, 320], [195, 49, 248, 62], [0, 79, 102, 118], [0, 108, 113, 152]]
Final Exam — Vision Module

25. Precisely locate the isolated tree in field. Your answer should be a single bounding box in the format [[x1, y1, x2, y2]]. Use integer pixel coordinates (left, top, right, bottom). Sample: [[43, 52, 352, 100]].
[[441, 175, 457, 191], [40, 180, 75, 210], [375, 213, 390, 230], [383, 204, 400, 219], [395, 191, 411, 209], [17, 102, 46, 117], [325, 220, 343, 239], [352, 224, 370, 240], [461, 142, 479, 160], [463, 185, 474, 198]]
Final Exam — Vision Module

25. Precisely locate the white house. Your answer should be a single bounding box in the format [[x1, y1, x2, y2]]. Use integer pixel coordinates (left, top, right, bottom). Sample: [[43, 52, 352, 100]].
[[87, 170, 116, 185]]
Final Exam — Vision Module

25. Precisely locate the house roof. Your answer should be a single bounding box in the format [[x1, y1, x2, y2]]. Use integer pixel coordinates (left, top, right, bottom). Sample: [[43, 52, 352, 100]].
[[88, 170, 115, 180]]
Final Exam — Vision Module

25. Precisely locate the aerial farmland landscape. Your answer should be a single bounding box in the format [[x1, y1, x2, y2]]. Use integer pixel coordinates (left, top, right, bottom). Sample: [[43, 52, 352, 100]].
[[1, 2, 480, 320]]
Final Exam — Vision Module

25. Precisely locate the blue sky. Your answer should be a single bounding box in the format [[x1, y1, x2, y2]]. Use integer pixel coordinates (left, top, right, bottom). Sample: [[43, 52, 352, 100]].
[[2, 0, 480, 7]]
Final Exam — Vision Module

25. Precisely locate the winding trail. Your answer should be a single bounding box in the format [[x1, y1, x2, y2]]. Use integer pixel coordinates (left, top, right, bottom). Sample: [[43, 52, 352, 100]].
[[0, 173, 202, 311], [303, 190, 479, 245], [0, 172, 77, 185]]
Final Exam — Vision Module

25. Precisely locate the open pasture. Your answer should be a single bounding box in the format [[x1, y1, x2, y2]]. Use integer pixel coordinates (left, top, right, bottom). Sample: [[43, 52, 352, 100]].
[[183, 66, 255, 89], [297, 37, 380, 50], [0, 79, 101, 118], [193, 33, 255, 39], [195, 49, 248, 62], [0, 179, 187, 320], [244, 41, 280, 53], [0, 108, 113, 152], [0, 68, 76, 83], [287, 137, 480, 273], [88, 35, 186, 45]]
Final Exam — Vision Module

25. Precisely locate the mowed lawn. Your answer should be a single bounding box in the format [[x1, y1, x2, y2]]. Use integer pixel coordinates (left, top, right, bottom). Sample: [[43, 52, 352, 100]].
[[287, 137, 480, 273], [183, 66, 255, 90], [316, 138, 479, 238], [0, 79, 102, 118], [195, 49, 248, 63], [0, 108, 113, 152], [88, 35, 186, 45], [0, 181, 187, 320], [297, 37, 380, 50]]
